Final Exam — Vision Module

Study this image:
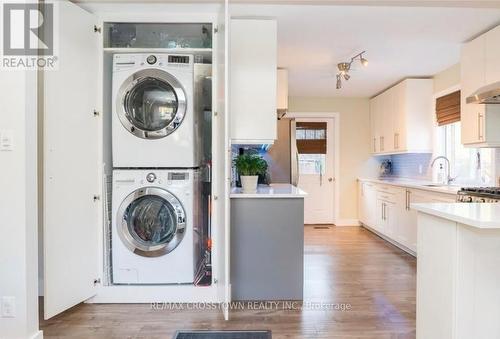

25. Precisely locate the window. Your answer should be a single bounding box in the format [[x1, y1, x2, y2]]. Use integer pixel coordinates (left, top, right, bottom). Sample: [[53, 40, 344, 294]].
[[437, 122, 493, 185], [296, 122, 327, 175]]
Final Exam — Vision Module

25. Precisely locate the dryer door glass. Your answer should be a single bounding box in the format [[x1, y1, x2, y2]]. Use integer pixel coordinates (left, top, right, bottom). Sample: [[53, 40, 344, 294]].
[[124, 194, 177, 246], [124, 77, 178, 132]]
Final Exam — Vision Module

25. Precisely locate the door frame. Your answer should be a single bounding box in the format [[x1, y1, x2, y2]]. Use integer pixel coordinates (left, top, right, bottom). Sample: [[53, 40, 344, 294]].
[[287, 111, 340, 225]]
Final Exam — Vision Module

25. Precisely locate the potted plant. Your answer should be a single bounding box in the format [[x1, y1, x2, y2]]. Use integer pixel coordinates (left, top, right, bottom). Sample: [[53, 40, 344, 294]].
[[233, 153, 268, 193]]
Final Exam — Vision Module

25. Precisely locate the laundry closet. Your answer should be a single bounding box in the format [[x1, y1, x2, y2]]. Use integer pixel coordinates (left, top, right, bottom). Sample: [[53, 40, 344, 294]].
[[40, 1, 230, 320]]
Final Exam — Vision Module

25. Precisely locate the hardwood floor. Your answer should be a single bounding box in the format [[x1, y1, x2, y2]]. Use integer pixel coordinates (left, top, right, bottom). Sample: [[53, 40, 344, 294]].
[[40, 226, 416, 339]]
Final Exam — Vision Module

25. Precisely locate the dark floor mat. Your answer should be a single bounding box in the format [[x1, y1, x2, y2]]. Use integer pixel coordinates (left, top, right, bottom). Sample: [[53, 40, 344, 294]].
[[173, 330, 271, 339]]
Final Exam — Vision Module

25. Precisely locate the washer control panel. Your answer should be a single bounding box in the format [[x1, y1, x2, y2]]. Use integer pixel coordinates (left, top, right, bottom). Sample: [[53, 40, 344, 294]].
[[146, 172, 157, 183]]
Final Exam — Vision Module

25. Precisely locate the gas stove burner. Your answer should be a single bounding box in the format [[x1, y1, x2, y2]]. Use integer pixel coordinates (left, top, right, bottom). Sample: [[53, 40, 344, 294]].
[[457, 187, 500, 203]]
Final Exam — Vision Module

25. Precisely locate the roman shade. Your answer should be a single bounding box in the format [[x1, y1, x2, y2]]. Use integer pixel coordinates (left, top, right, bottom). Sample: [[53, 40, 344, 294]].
[[436, 90, 461, 126], [296, 122, 327, 154]]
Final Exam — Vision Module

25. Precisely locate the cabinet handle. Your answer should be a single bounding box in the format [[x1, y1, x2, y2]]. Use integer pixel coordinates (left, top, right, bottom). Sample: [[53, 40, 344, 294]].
[[394, 133, 399, 149], [478, 112, 484, 141], [405, 190, 410, 211]]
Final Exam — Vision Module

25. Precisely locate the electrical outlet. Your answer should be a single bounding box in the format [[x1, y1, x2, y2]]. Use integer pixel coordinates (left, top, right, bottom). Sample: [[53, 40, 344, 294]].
[[1, 296, 16, 318]]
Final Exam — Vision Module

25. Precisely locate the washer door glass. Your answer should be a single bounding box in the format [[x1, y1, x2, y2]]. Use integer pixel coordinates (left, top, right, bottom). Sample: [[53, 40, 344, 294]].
[[124, 77, 178, 132], [124, 194, 177, 246]]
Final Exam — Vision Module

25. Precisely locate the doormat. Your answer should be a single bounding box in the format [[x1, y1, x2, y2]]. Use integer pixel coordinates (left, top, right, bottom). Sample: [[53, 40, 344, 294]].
[[173, 330, 272, 339], [313, 226, 331, 229]]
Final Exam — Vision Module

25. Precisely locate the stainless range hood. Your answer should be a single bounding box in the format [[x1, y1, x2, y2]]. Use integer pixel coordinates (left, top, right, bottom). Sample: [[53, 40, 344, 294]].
[[466, 81, 500, 104]]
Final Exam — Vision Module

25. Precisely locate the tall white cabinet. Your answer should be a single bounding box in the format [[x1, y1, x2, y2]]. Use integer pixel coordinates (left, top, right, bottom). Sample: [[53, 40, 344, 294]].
[[41, 0, 231, 320], [369, 79, 433, 155], [230, 18, 278, 144], [460, 25, 500, 147]]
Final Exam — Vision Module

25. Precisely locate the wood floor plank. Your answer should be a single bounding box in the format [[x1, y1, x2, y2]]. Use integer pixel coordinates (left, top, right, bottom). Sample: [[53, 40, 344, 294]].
[[40, 226, 416, 338]]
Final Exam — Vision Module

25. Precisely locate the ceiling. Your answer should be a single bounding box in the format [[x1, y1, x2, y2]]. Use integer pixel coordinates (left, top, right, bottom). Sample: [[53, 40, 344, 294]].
[[230, 4, 500, 97]]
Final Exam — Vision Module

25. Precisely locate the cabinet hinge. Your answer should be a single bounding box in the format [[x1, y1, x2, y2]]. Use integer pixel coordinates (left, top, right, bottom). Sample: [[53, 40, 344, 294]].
[[214, 111, 218, 117], [93, 109, 100, 117], [94, 25, 102, 33], [214, 195, 218, 200], [213, 278, 218, 284], [93, 278, 101, 285], [93, 195, 101, 202], [214, 26, 219, 34]]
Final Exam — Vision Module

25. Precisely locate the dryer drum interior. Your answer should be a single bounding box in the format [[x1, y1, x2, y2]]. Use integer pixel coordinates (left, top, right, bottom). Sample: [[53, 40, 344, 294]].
[[117, 187, 187, 258], [117, 68, 188, 139]]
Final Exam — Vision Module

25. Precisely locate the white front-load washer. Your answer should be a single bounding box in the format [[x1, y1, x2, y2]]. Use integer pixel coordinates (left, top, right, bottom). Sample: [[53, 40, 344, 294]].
[[112, 53, 200, 168], [112, 169, 200, 284]]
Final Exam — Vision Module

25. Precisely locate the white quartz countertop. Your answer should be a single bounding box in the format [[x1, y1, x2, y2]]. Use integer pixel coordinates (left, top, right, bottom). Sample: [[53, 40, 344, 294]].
[[230, 184, 307, 198], [358, 177, 461, 195], [412, 203, 500, 229]]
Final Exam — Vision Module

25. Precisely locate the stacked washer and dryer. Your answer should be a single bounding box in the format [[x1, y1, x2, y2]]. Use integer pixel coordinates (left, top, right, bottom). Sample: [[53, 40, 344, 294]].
[[111, 53, 207, 285]]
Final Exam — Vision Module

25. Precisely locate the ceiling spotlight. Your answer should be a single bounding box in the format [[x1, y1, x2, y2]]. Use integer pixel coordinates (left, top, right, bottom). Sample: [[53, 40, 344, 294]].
[[336, 74, 342, 89], [334, 50, 368, 90], [360, 55, 369, 67]]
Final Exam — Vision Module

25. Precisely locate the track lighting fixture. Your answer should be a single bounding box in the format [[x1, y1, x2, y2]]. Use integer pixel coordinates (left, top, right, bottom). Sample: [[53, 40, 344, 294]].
[[335, 51, 368, 89]]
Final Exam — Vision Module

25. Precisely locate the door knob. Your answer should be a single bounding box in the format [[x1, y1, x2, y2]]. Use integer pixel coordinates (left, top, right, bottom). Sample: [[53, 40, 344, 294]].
[[328, 177, 334, 182]]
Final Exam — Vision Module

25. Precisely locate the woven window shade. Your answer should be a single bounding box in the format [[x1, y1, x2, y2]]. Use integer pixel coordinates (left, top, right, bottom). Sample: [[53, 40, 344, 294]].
[[436, 90, 461, 126], [296, 122, 327, 154]]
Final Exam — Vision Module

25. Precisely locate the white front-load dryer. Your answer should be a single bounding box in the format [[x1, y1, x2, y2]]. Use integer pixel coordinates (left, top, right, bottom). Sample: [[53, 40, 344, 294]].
[[112, 169, 200, 284], [112, 53, 200, 168]]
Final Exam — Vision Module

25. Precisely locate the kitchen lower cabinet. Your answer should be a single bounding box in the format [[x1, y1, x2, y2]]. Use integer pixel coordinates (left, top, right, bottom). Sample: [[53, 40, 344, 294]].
[[358, 180, 456, 256]]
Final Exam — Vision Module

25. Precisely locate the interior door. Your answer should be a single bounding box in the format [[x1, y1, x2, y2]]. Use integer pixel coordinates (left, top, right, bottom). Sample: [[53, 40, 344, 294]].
[[213, 0, 230, 320], [43, 0, 99, 319], [296, 118, 335, 224]]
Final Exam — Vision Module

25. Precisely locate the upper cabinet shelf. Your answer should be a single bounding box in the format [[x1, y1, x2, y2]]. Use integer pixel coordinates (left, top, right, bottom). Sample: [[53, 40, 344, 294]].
[[460, 25, 500, 147], [370, 79, 433, 155], [103, 22, 213, 49], [230, 18, 278, 145]]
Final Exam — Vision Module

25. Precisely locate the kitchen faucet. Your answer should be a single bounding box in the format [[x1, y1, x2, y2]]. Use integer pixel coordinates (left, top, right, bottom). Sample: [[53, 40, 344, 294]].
[[430, 156, 456, 185]]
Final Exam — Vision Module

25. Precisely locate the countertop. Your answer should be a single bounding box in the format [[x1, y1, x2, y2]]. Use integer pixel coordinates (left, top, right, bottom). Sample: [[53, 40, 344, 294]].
[[412, 203, 500, 229], [230, 184, 307, 198], [358, 177, 461, 195]]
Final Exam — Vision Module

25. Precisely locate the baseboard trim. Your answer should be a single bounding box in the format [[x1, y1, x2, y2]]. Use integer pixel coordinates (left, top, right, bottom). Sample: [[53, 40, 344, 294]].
[[361, 224, 416, 257], [30, 330, 43, 339], [335, 219, 360, 226]]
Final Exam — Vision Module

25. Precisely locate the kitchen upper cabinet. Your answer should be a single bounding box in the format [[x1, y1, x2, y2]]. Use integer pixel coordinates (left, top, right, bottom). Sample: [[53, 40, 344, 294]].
[[230, 18, 277, 144], [461, 25, 500, 147], [485, 25, 500, 85], [277, 69, 289, 113], [369, 79, 433, 155]]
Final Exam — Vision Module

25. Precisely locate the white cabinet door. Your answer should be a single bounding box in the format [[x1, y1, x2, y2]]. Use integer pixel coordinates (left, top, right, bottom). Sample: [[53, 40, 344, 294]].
[[396, 189, 412, 250], [359, 181, 376, 226], [461, 35, 486, 145], [230, 18, 277, 144], [213, 0, 231, 320], [43, 0, 99, 319], [485, 25, 500, 85], [384, 201, 398, 239]]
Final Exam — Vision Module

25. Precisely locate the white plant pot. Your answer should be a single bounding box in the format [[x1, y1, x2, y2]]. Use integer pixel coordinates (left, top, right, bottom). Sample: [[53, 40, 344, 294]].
[[240, 175, 259, 193]]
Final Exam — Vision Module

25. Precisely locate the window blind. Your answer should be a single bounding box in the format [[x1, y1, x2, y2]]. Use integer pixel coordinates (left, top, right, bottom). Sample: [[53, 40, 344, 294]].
[[296, 122, 327, 154], [436, 90, 461, 126]]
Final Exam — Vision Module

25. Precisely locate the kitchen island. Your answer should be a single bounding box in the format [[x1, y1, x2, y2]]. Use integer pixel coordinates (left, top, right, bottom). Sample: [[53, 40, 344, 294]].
[[230, 184, 306, 301], [412, 203, 500, 339]]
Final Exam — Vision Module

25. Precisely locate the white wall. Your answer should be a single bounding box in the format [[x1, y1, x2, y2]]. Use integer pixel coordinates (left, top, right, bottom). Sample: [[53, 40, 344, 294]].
[[289, 96, 378, 223], [0, 69, 40, 338], [433, 63, 460, 94]]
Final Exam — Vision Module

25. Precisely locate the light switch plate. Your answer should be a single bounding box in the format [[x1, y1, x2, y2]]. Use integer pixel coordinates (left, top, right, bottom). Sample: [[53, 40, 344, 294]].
[[1, 296, 16, 318], [0, 130, 14, 151]]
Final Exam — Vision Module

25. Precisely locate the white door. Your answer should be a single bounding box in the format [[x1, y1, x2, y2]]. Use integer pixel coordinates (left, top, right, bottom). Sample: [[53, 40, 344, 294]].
[[212, 0, 230, 320], [43, 0, 99, 319], [296, 118, 335, 224]]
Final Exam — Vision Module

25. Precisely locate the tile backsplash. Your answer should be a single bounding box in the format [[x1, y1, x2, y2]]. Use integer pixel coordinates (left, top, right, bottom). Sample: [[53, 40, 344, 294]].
[[378, 153, 433, 180]]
